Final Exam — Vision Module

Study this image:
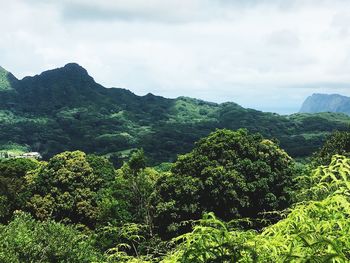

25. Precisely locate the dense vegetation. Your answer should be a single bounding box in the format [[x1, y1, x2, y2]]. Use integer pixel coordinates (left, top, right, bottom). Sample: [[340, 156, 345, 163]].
[[152, 129, 294, 238], [1, 64, 350, 261], [0, 63, 349, 165], [0, 128, 350, 262], [313, 130, 350, 165]]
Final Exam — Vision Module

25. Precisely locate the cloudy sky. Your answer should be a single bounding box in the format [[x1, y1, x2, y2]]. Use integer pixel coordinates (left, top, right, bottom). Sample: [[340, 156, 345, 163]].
[[2, 0, 350, 113]]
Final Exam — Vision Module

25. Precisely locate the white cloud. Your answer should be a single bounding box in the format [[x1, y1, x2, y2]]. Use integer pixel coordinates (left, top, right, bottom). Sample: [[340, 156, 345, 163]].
[[1, 0, 350, 113]]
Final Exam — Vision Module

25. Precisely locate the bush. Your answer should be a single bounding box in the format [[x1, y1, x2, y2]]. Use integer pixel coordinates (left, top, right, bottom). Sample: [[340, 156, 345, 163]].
[[0, 212, 103, 263]]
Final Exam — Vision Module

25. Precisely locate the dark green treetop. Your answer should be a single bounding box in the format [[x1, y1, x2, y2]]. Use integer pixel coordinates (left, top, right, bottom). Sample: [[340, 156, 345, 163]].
[[152, 129, 295, 238], [26, 151, 110, 228]]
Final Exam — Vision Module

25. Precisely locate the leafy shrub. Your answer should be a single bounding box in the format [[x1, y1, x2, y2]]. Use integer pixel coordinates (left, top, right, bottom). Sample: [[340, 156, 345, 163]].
[[0, 212, 102, 263]]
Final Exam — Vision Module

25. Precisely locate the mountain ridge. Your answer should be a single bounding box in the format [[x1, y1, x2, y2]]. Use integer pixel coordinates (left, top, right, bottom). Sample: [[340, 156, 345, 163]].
[[0, 66, 17, 91], [0, 63, 349, 163]]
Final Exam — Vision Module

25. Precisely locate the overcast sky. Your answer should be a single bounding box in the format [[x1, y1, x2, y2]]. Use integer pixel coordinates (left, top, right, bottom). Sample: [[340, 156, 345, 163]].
[[2, 0, 350, 113]]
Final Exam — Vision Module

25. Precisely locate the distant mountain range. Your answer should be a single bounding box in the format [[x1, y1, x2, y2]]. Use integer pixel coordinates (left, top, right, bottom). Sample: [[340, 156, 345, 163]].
[[300, 93, 350, 115], [0, 63, 349, 163]]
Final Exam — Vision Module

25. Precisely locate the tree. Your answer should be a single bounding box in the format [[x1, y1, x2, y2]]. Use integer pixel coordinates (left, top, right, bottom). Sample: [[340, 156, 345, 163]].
[[86, 154, 116, 186], [164, 155, 350, 262], [0, 158, 40, 222], [313, 130, 350, 165], [128, 149, 146, 173], [152, 129, 295, 238], [26, 151, 110, 228], [0, 211, 103, 262], [95, 153, 159, 253]]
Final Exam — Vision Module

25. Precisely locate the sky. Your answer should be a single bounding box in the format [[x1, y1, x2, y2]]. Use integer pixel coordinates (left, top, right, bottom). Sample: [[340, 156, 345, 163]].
[[2, 0, 350, 114]]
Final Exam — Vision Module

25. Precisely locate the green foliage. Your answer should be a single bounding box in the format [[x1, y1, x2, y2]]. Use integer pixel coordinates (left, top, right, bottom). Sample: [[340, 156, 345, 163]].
[[0, 81, 348, 263], [163, 213, 257, 263], [153, 162, 173, 173], [164, 155, 350, 262], [0, 64, 349, 164], [152, 129, 295, 238], [0, 67, 15, 91], [100, 223, 164, 263], [95, 153, 160, 255], [168, 97, 218, 123], [96, 176, 133, 228], [0, 158, 39, 221], [129, 149, 147, 172], [296, 155, 350, 202], [86, 154, 116, 185], [115, 157, 159, 225], [26, 151, 107, 227], [0, 141, 30, 153], [0, 149, 348, 263], [313, 130, 350, 165], [0, 211, 102, 263]]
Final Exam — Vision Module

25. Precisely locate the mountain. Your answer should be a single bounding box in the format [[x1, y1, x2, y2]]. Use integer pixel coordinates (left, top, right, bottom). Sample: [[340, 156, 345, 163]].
[[300, 93, 350, 115], [0, 64, 349, 164], [0, 66, 17, 91]]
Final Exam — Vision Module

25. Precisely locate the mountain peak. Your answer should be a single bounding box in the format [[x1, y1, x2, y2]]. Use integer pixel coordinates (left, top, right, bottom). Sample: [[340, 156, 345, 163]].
[[55, 62, 90, 78], [12, 63, 106, 113], [63, 63, 88, 74], [21, 63, 93, 84], [300, 93, 350, 115]]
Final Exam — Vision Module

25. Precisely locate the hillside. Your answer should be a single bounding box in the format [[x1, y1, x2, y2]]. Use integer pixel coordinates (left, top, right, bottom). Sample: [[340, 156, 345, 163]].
[[0, 63, 349, 163], [300, 93, 350, 115]]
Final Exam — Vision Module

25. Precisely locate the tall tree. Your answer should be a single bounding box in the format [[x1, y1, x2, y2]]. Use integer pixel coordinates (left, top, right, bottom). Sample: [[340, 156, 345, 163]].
[[26, 151, 110, 228], [313, 130, 350, 165], [152, 129, 295, 238], [0, 158, 39, 222]]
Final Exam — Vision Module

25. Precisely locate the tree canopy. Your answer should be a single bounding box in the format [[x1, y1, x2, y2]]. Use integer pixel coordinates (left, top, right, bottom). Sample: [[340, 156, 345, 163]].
[[0, 128, 349, 262], [152, 129, 295, 238], [313, 130, 350, 165], [26, 151, 110, 227], [0, 158, 40, 222]]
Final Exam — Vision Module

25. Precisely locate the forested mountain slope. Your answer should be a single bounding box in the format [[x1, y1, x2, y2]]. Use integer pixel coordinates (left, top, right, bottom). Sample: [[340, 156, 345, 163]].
[[0, 63, 349, 163]]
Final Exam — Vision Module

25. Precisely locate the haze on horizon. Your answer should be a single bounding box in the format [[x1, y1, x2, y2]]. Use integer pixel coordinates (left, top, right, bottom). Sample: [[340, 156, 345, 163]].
[[2, 0, 350, 114]]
